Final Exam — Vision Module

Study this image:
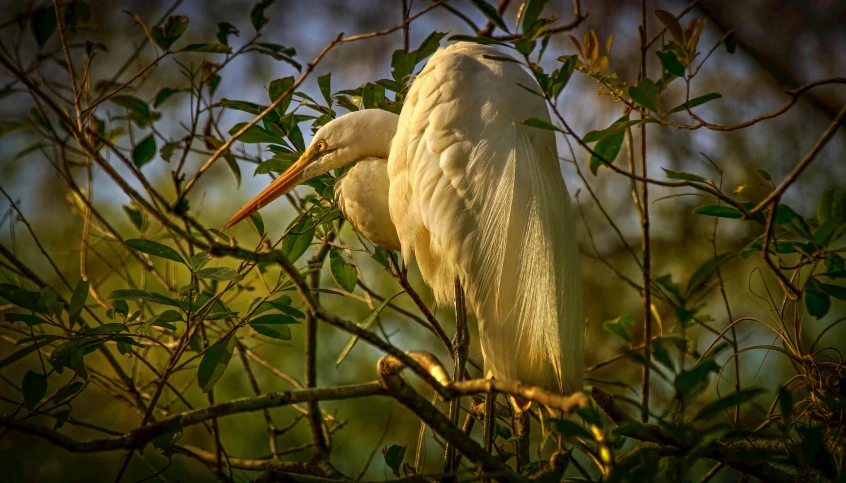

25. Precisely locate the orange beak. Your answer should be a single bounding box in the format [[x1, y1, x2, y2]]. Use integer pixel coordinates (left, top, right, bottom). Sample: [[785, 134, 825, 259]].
[[223, 147, 316, 230]]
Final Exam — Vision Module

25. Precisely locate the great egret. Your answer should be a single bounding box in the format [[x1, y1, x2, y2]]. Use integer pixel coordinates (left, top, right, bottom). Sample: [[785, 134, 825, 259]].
[[225, 42, 583, 395]]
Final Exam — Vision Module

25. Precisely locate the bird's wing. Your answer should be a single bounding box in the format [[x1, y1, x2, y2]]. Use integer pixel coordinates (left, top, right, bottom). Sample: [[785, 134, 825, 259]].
[[388, 42, 583, 392]]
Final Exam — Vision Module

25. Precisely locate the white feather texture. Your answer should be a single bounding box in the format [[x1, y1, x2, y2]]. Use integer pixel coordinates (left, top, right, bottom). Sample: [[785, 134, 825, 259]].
[[388, 42, 584, 392]]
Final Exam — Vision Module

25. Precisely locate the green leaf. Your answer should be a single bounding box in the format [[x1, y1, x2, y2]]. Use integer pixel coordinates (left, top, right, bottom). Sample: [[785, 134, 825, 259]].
[[818, 188, 845, 225], [797, 426, 838, 478], [629, 78, 659, 112], [4, 313, 48, 326], [805, 281, 830, 319], [674, 360, 719, 399], [819, 282, 846, 301], [0, 345, 38, 370], [550, 418, 593, 440], [125, 239, 187, 265], [250, 314, 297, 340], [336, 292, 404, 366], [318, 73, 332, 107], [247, 43, 301, 71], [31, 7, 57, 48], [217, 99, 266, 116], [140, 310, 183, 329], [694, 388, 764, 421], [50, 381, 85, 406], [268, 76, 295, 114], [132, 134, 156, 168], [22, 370, 48, 410], [53, 409, 71, 430], [512, 39, 536, 56], [68, 279, 89, 326], [159, 141, 180, 163], [518, 117, 562, 132], [281, 217, 315, 263], [189, 252, 211, 272], [110, 95, 154, 127], [153, 87, 181, 108], [522, 0, 550, 38], [250, 0, 274, 31], [197, 335, 235, 392], [228, 122, 279, 144], [655, 10, 684, 43], [239, 215, 262, 242], [329, 249, 357, 293], [153, 15, 189, 50], [665, 93, 722, 114], [662, 168, 707, 183], [657, 51, 685, 77], [582, 118, 641, 144], [589, 117, 627, 175], [383, 444, 406, 477], [181, 43, 232, 53], [602, 315, 635, 343], [0, 119, 29, 137], [693, 205, 742, 219], [84, 323, 129, 335], [686, 253, 732, 295], [40, 286, 59, 317], [778, 385, 793, 426], [482, 54, 521, 64], [471, 0, 509, 33], [255, 151, 299, 175], [0, 284, 48, 314], [371, 247, 392, 268], [216, 22, 239, 46], [415, 31, 446, 63], [195, 267, 242, 281], [550, 55, 578, 99], [447, 35, 509, 47]]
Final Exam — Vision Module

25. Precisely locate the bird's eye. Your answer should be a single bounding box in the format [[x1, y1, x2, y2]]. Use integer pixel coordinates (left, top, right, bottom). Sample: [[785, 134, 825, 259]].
[[315, 140, 327, 152]]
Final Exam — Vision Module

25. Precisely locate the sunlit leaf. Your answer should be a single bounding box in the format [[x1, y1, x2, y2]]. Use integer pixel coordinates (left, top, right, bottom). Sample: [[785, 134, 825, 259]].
[[329, 249, 357, 293]]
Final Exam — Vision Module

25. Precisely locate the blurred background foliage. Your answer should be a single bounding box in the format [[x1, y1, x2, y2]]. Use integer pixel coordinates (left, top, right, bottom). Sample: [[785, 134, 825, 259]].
[[0, 0, 844, 481]]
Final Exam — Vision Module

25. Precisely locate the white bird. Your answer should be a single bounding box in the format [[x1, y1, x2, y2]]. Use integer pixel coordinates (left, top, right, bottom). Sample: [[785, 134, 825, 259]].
[[225, 42, 583, 394]]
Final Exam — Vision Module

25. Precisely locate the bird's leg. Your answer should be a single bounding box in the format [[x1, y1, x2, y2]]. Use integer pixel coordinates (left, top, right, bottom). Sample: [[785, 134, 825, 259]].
[[483, 387, 496, 453], [511, 397, 532, 472], [443, 277, 470, 475]]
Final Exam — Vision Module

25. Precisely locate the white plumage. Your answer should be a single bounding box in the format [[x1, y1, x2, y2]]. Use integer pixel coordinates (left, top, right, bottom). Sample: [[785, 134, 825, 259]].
[[225, 42, 583, 393]]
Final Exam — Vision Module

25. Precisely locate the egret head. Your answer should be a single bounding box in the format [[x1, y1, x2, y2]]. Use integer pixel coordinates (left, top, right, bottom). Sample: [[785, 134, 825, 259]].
[[223, 109, 398, 230]]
